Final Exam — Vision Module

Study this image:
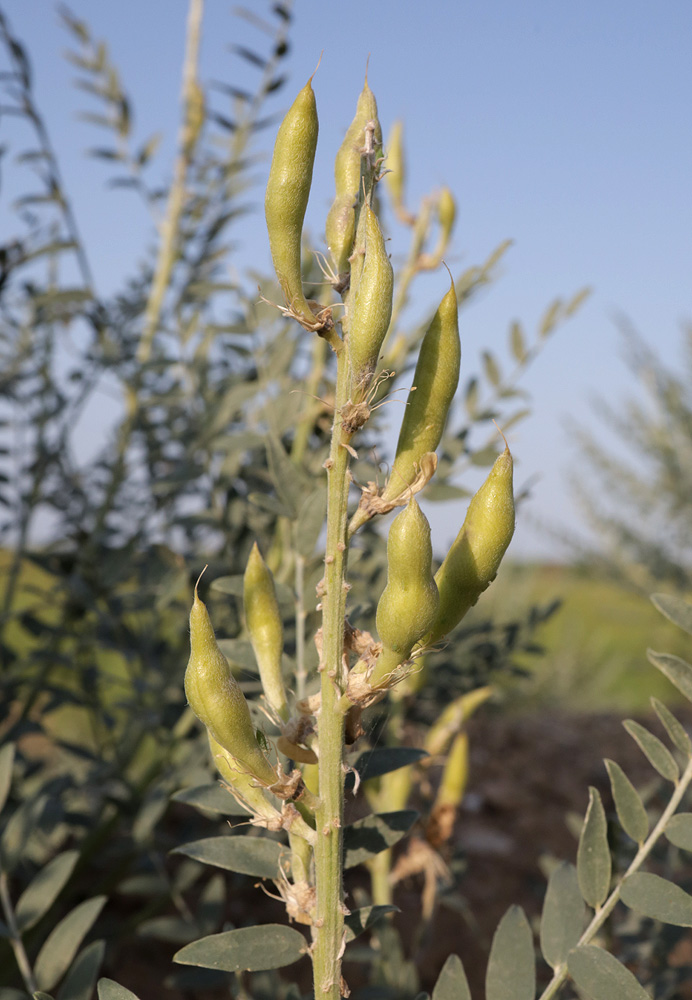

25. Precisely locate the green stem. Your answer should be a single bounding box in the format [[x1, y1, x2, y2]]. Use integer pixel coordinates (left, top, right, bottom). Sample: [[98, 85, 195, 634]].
[[295, 552, 307, 702], [312, 345, 351, 999], [0, 871, 38, 994], [539, 753, 692, 1000]]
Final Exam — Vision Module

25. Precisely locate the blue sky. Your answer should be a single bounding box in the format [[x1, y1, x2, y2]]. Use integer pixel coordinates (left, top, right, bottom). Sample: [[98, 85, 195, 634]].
[[3, 1, 691, 559]]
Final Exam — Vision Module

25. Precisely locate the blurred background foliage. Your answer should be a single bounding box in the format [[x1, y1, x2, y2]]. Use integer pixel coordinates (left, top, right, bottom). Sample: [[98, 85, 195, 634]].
[[0, 3, 689, 998]]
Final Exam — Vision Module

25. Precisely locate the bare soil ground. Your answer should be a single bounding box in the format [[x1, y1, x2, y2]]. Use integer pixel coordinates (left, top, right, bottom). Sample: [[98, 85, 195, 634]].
[[115, 709, 692, 999]]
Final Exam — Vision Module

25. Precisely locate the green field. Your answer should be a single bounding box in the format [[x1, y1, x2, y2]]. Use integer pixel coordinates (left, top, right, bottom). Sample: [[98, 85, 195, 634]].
[[475, 561, 692, 712]]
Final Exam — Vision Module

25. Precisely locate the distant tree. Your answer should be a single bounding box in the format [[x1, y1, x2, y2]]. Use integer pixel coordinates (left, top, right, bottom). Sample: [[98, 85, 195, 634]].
[[571, 319, 692, 591]]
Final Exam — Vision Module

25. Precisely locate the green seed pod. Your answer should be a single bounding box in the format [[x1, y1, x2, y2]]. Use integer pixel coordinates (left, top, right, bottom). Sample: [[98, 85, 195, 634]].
[[435, 730, 469, 810], [325, 193, 356, 279], [325, 77, 381, 275], [244, 543, 288, 722], [208, 733, 281, 824], [382, 279, 460, 501], [185, 583, 277, 786], [384, 120, 405, 210], [347, 204, 393, 398], [426, 445, 515, 645], [437, 186, 456, 244], [373, 500, 439, 684], [264, 76, 319, 324]]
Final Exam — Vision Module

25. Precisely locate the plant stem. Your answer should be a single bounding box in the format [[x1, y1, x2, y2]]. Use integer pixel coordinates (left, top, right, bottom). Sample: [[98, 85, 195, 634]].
[[0, 871, 38, 994], [312, 343, 351, 999], [295, 552, 307, 702], [539, 753, 692, 1000], [137, 0, 204, 364]]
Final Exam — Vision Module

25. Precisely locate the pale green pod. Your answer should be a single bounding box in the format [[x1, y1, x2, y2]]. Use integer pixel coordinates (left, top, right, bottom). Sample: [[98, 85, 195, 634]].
[[374, 500, 439, 681], [208, 733, 281, 824], [384, 120, 405, 209], [425, 446, 515, 645], [382, 280, 460, 500], [264, 76, 318, 323], [325, 78, 381, 274], [434, 731, 469, 809], [437, 187, 456, 244], [347, 204, 393, 398], [325, 193, 356, 279], [244, 542, 288, 721], [185, 584, 277, 786]]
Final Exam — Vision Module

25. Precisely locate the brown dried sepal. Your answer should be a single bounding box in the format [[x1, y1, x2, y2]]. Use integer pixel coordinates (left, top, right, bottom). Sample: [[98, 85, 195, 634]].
[[425, 802, 457, 850], [269, 764, 306, 802], [341, 399, 371, 434], [348, 452, 438, 535]]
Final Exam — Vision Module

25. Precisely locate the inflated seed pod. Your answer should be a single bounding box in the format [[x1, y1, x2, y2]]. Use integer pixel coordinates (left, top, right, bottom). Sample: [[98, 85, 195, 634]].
[[347, 204, 393, 399], [372, 500, 439, 685], [437, 187, 456, 244], [384, 120, 405, 209], [264, 76, 319, 323], [208, 733, 281, 824], [325, 78, 381, 275], [435, 731, 469, 810], [382, 279, 460, 500], [244, 543, 288, 722], [185, 583, 277, 786], [425, 445, 514, 645]]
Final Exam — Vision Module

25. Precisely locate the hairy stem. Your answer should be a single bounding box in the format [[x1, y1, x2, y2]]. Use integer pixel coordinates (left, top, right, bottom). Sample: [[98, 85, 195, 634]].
[[312, 343, 351, 999], [539, 753, 692, 1000]]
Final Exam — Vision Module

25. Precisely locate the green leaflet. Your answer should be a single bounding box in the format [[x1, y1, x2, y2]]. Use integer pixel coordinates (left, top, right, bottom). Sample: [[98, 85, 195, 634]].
[[567, 945, 649, 1000], [604, 759, 648, 844], [349, 747, 428, 785], [15, 851, 79, 933], [295, 488, 327, 558], [651, 593, 692, 636], [486, 906, 535, 1000], [432, 954, 471, 1000], [344, 905, 398, 942], [343, 810, 418, 869], [621, 871, 692, 927], [0, 743, 15, 816], [171, 783, 250, 816], [665, 812, 692, 851], [623, 719, 679, 782], [97, 980, 142, 1000], [172, 836, 289, 879], [55, 939, 105, 1000], [647, 649, 692, 702], [35, 897, 107, 993], [540, 862, 585, 969], [577, 788, 611, 908], [174, 924, 308, 972], [651, 698, 692, 756]]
